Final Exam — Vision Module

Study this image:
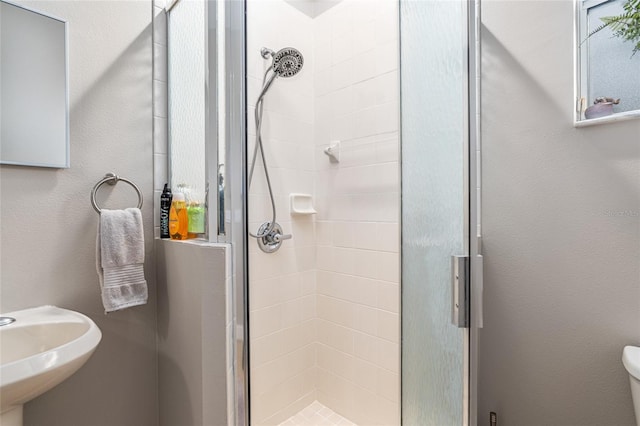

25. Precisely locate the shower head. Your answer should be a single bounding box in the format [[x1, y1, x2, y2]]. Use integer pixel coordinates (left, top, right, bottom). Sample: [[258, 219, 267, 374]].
[[272, 47, 304, 78]]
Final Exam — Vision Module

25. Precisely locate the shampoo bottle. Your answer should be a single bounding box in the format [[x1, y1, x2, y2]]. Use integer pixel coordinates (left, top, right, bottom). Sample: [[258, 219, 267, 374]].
[[160, 183, 172, 239], [169, 193, 188, 240], [187, 190, 205, 238]]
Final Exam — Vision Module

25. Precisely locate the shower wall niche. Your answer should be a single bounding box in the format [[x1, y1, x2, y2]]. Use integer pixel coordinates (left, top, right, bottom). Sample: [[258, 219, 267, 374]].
[[247, 1, 400, 425]]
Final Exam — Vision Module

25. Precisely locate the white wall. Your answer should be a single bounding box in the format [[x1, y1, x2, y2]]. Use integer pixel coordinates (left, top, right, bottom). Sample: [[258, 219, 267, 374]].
[[479, 1, 640, 424], [0, 1, 157, 425]]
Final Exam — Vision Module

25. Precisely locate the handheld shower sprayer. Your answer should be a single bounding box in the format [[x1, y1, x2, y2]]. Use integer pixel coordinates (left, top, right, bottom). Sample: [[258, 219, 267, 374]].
[[260, 47, 304, 77], [248, 47, 305, 252], [271, 47, 304, 77]]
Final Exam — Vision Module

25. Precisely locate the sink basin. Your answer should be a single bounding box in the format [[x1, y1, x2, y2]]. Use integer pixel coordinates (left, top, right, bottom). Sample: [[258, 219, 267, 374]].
[[0, 306, 102, 425]]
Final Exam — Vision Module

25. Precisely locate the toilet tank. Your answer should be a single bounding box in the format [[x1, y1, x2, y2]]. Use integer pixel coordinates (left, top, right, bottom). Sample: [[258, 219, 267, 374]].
[[623, 346, 640, 426]]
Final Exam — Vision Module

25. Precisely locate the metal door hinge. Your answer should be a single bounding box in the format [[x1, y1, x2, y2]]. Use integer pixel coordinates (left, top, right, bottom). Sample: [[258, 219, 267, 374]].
[[451, 255, 470, 328]]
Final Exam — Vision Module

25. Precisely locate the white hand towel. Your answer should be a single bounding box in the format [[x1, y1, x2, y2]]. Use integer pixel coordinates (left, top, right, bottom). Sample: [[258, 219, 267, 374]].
[[96, 208, 148, 313]]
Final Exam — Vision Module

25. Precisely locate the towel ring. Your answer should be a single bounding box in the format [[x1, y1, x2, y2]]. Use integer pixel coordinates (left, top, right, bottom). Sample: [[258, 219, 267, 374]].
[[91, 173, 143, 214]]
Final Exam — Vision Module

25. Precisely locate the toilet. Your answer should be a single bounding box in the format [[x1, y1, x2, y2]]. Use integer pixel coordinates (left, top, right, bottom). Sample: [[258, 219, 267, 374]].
[[623, 346, 640, 426]]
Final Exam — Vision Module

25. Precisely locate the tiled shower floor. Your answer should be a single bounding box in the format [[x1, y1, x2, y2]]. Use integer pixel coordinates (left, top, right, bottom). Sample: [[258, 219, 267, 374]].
[[278, 401, 356, 426]]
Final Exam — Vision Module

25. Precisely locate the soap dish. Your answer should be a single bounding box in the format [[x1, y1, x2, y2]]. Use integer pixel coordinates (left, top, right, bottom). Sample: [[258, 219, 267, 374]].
[[290, 193, 316, 215]]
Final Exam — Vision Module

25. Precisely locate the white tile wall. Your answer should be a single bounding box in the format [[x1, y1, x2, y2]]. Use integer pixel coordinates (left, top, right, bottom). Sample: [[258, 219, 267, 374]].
[[313, 1, 400, 424], [153, 5, 168, 239], [248, 1, 318, 424], [249, 0, 400, 425]]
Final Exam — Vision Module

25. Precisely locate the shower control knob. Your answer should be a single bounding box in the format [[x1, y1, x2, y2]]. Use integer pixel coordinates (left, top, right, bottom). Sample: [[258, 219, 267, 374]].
[[256, 221, 291, 253], [273, 233, 292, 243]]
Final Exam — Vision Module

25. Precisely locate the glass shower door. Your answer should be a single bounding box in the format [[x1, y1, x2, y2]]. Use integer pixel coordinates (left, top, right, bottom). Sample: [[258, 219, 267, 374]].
[[400, 0, 472, 424]]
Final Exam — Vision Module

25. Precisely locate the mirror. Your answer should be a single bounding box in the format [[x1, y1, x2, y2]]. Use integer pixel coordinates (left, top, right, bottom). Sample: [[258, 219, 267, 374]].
[[575, 0, 640, 125], [0, 0, 69, 167]]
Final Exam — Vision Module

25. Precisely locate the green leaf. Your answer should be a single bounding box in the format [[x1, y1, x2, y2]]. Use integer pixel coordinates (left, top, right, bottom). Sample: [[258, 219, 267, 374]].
[[586, 0, 640, 56]]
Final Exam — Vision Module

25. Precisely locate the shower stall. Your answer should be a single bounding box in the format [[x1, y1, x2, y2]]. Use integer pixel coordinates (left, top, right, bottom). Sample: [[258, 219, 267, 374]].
[[165, 0, 481, 424]]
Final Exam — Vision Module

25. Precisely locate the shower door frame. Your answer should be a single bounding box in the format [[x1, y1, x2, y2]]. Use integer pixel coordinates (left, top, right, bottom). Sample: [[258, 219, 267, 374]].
[[220, 0, 250, 424], [468, 1, 482, 425], [221, 0, 483, 424], [399, 0, 481, 424]]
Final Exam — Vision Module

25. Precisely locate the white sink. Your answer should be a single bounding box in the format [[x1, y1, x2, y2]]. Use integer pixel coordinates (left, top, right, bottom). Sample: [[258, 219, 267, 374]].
[[0, 306, 102, 425]]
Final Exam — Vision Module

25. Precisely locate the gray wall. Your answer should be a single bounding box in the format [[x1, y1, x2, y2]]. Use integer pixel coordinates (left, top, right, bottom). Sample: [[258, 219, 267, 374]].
[[0, 1, 157, 425], [156, 241, 231, 426], [479, 1, 640, 425]]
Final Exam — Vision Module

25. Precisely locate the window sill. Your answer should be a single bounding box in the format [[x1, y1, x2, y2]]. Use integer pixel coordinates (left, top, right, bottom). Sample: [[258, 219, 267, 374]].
[[575, 110, 640, 127]]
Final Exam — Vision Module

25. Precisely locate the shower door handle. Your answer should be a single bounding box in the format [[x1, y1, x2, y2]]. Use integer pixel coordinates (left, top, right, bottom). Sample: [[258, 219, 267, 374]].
[[217, 165, 225, 236], [451, 255, 470, 328]]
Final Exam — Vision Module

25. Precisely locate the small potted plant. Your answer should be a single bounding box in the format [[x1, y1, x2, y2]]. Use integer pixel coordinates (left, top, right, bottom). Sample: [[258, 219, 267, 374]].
[[585, 97, 621, 118]]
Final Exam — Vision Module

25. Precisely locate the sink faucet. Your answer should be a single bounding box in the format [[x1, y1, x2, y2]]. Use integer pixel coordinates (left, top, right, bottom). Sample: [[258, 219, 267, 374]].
[[0, 317, 16, 326]]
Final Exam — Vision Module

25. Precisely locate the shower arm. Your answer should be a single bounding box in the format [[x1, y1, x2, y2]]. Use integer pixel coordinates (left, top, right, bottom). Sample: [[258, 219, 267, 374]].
[[261, 47, 275, 59]]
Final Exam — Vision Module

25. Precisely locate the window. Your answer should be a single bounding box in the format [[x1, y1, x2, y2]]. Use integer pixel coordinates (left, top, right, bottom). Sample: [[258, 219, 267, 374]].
[[576, 0, 640, 123]]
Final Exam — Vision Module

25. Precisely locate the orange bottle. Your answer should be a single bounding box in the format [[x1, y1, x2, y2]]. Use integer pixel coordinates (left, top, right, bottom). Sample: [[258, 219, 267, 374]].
[[169, 193, 188, 240]]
